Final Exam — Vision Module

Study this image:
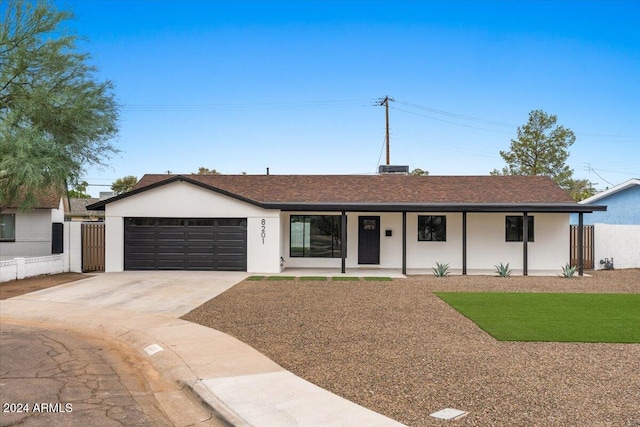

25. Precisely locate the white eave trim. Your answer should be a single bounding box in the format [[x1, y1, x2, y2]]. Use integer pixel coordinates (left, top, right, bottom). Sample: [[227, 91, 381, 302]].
[[579, 178, 640, 205]]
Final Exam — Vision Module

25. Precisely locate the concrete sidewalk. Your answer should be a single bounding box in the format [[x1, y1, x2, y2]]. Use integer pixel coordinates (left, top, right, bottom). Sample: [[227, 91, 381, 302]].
[[1, 273, 405, 426]]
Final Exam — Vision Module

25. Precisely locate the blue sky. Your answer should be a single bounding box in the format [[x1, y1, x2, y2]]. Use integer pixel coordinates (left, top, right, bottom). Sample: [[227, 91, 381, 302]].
[[53, 0, 639, 195]]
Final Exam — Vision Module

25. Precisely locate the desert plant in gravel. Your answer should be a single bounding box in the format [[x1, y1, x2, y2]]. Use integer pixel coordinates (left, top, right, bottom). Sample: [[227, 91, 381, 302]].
[[560, 264, 578, 278], [495, 262, 512, 277], [433, 262, 450, 277]]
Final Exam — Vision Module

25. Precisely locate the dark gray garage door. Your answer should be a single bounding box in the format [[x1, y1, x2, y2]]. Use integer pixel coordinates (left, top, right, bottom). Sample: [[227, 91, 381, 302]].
[[124, 218, 247, 271]]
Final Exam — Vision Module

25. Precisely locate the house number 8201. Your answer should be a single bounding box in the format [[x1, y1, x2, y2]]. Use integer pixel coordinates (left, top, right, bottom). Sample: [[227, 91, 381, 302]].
[[261, 219, 266, 244]]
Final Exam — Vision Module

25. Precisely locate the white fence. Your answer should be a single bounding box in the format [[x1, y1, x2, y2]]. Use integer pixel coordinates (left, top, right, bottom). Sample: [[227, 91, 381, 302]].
[[593, 224, 640, 270], [0, 222, 83, 282], [0, 255, 66, 282]]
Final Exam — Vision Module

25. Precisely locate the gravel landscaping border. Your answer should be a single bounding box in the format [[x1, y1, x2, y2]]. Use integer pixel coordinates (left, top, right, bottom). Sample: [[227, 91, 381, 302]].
[[182, 269, 640, 426]]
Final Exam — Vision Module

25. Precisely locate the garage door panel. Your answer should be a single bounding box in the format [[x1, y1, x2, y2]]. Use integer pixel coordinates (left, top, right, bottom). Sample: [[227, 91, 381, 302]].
[[216, 261, 246, 270], [216, 231, 246, 240], [186, 261, 216, 269], [187, 230, 216, 240], [217, 247, 245, 256], [126, 245, 155, 253], [125, 218, 247, 271], [156, 243, 187, 249], [156, 231, 186, 240], [127, 231, 156, 240], [127, 260, 157, 269]]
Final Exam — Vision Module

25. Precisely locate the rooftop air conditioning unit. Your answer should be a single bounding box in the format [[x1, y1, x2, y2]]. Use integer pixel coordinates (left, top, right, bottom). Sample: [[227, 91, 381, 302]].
[[378, 165, 410, 175]]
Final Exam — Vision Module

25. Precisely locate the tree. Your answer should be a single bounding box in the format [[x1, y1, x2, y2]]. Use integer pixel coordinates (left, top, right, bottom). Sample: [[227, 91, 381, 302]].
[[67, 180, 90, 198], [196, 167, 221, 175], [0, 0, 119, 210], [565, 178, 597, 202], [410, 168, 429, 176], [491, 109, 592, 200], [111, 175, 137, 195]]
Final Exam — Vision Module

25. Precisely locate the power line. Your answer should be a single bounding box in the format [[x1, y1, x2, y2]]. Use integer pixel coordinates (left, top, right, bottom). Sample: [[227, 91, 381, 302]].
[[396, 100, 516, 128], [391, 106, 515, 135], [123, 99, 374, 112], [585, 164, 615, 186]]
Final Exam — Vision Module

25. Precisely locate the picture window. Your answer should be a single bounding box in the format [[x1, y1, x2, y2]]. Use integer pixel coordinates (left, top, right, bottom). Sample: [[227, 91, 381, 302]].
[[418, 215, 446, 241]]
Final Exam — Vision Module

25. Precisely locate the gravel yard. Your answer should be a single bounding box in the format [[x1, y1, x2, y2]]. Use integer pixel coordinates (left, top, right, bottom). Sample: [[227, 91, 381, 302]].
[[182, 269, 640, 426]]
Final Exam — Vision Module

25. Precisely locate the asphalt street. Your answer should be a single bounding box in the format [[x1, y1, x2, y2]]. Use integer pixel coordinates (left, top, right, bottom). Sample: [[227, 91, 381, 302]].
[[1, 321, 176, 427]]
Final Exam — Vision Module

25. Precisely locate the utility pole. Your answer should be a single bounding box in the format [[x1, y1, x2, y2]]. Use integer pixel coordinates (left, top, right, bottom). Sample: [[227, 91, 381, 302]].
[[378, 96, 394, 165]]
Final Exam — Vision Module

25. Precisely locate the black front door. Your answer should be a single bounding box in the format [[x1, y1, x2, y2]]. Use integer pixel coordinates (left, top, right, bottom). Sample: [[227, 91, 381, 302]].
[[358, 216, 380, 264]]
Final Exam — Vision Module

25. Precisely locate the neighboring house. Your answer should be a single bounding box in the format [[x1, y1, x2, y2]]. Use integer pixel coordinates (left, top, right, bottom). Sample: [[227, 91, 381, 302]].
[[87, 174, 604, 275], [66, 192, 114, 222], [66, 198, 105, 222], [0, 190, 69, 259], [571, 178, 640, 270], [571, 178, 640, 225]]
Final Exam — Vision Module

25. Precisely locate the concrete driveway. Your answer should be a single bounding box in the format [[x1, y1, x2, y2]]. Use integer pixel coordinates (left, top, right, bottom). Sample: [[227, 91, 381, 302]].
[[2, 271, 406, 426], [12, 271, 248, 317]]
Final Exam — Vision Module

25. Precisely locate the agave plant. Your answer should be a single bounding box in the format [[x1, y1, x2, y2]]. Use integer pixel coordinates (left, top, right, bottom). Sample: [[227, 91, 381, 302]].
[[432, 262, 450, 277], [495, 262, 512, 277], [560, 263, 578, 278]]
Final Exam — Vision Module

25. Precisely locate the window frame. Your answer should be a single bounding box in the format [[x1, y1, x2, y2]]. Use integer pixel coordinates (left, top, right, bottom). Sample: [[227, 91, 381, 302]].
[[0, 213, 16, 242], [417, 215, 447, 242], [290, 215, 345, 258], [505, 215, 534, 242]]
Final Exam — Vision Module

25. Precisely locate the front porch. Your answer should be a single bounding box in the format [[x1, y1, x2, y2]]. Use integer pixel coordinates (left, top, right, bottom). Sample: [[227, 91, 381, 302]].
[[280, 210, 591, 277]]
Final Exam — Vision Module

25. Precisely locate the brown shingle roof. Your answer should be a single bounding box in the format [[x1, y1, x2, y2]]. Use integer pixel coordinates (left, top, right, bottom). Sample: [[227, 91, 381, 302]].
[[68, 198, 104, 218], [133, 174, 575, 205], [5, 187, 65, 209]]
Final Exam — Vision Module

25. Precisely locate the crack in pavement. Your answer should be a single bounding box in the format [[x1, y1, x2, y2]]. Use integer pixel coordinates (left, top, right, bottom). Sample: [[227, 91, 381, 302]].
[[1, 322, 175, 427]]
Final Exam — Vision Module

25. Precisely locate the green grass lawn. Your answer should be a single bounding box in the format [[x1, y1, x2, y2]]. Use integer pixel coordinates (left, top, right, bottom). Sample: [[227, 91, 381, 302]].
[[435, 292, 640, 343], [266, 276, 297, 281]]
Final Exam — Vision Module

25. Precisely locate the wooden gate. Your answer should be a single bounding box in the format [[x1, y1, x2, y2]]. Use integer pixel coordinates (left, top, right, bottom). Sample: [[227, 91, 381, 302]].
[[570, 225, 594, 269], [82, 222, 105, 272]]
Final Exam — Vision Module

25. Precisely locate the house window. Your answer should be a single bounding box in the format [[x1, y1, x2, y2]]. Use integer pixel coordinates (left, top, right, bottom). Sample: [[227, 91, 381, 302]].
[[0, 214, 15, 241], [290, 215, 344, 258], [418, 215, 446, 241], [506, 216, 534, 242]]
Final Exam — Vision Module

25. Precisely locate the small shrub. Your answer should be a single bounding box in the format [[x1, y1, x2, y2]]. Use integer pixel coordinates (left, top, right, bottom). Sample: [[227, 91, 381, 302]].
[[495, 262, 512, 277], [560, 264, 578, 278], [432, 262, 450, 277]]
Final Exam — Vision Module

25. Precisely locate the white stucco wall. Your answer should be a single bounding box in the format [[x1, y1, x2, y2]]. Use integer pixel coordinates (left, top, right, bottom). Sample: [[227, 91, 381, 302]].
[[103, 181, 281, 272], [594, 224, 640, 269], [247, 216, 281, 273], [406, 213, 463, 269], [66, 221, 83, 273], [466, 213, 569, 271], [1, 209, 52, 258], [52, 198, 65, 223]]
